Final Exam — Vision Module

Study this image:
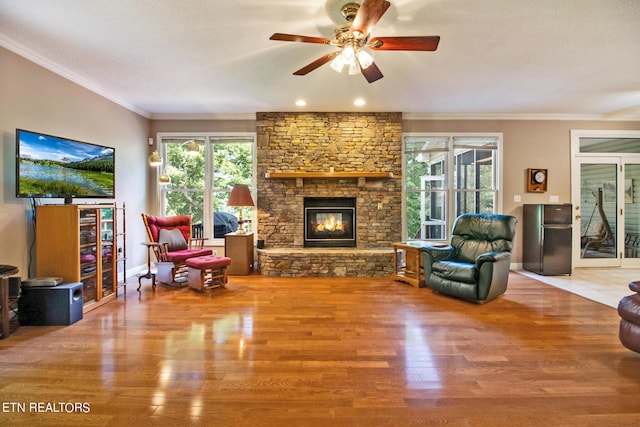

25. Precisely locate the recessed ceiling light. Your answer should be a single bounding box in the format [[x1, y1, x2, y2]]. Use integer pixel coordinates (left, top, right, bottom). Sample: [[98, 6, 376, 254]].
[[354, 98, 366, 106], [295, 99, 307, 107]]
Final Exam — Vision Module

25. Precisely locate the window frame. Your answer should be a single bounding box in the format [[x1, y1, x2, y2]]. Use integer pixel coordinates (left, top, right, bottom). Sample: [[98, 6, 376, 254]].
[[402, 132, 503, 242], [156, 132, 257, 244]]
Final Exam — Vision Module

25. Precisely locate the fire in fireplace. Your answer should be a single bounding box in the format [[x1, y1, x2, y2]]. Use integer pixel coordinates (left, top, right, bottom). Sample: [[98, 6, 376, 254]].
[[304, 197, 356, 247]]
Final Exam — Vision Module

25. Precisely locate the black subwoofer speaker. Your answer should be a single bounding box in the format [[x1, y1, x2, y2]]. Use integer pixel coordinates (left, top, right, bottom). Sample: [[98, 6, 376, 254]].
[[18, 282, 83, 326]]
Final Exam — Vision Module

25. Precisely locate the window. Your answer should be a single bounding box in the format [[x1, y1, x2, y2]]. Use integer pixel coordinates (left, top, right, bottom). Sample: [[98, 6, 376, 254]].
[[157, 133, 256, 241], [403, 134, 501, 241]]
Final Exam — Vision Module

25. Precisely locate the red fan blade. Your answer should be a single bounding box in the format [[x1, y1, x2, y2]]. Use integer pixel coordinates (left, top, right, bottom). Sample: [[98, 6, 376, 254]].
[[350, 0, 391, 38], [361, 61, 383, 83], [270, 33, 332, 45], [369, 36, 441, 51], [293, 51, 340, 76]]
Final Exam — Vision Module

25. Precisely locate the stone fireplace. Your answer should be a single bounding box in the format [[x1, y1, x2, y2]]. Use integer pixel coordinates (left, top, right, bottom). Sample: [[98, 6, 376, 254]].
[[256, 112, 402, 277], [304, 197, 356, 248]]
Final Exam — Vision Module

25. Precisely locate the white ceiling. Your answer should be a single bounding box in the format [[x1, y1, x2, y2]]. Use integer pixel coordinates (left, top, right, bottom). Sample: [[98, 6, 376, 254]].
[[1, 0, 639, 120]]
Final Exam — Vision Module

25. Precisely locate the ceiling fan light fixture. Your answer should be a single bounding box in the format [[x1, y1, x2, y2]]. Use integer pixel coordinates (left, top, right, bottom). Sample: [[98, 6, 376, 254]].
[[331, 44, 363, 75], [347, 59, 360, 75], [356, 49, 374, 69], [269, 0, 440, 83], [330, 52, 347, 73]]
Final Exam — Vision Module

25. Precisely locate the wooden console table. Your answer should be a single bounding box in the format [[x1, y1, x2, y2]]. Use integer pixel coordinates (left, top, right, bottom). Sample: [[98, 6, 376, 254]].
[[392, 241, 434, 288]]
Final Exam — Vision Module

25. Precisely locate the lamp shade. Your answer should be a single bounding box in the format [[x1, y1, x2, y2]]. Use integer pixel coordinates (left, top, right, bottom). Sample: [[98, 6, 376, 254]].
[[227, 184, 254, 207]]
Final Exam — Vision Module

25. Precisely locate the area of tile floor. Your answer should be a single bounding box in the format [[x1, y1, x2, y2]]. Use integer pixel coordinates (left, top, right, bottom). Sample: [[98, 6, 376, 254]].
[[516, 268, 640, 308]]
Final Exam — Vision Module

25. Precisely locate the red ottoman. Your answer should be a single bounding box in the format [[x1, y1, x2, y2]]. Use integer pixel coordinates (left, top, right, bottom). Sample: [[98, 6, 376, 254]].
[[185, 255, 231, 292]]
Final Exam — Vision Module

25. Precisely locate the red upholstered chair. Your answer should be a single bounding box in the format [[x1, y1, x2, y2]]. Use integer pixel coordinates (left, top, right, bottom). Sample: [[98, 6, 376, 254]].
[[141, 213, 213, 286]]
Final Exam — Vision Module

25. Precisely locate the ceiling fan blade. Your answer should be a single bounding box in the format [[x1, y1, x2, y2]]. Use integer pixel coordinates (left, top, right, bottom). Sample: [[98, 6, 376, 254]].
[[293, 51, 340, 76], [270, 33, 332, 45], [361, 62, 384, 83], [350, 0, 391, 38], [369, 36, 441, 51]]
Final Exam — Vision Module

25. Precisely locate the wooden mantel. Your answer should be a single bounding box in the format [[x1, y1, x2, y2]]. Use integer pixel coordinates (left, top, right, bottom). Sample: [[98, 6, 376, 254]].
[[264, 171, 394, 187]]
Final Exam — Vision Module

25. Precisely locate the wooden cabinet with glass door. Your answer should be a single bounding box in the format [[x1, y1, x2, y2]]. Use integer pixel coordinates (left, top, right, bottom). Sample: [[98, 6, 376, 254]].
[[36, 204, 118, 313]]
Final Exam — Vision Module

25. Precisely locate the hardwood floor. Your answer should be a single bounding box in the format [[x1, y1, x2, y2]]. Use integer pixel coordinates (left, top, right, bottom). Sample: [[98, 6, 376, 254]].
[[1, 272, 640, 426]]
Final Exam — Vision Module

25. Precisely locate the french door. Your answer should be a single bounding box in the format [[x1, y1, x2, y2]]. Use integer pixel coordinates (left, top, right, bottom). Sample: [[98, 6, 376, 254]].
[[571, 131, 640, 268]]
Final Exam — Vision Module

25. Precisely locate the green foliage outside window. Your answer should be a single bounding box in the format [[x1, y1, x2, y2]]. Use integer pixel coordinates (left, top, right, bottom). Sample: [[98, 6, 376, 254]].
[[164, 142, 205, 223]]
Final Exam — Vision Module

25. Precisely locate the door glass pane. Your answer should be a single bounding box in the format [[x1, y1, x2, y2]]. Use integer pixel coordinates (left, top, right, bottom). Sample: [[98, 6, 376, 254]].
[[579, 138, 640, 153], [580, 163, 617, 259], [624, 164, 640, 259]]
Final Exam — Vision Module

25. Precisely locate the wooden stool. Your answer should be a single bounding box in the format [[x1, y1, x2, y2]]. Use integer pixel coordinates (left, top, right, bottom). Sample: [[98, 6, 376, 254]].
[[185, 255, 231, 292]]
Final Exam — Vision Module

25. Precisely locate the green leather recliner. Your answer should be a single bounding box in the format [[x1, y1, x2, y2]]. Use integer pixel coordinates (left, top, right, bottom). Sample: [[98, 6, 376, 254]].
[[422, 213, 518, 303]]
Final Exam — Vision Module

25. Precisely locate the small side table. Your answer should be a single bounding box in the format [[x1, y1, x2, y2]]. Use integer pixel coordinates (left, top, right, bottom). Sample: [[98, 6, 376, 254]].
[[392, 241, 433, 288], [137, 242, 157, 290], [225, 232, 254, 275]]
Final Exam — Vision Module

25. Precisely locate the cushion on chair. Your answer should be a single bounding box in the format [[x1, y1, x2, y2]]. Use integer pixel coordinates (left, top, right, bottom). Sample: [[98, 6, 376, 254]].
[[164, 248, 212, 262], [145, 214, 192, 244], [185, 255, 231, 270], [451, 214, 516, 263], [432, 260, 478, 284], [158, 228, 188, 251]]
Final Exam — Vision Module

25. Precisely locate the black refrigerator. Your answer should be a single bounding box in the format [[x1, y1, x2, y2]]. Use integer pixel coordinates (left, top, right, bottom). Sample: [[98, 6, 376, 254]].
[[523, 204, 572, 275]]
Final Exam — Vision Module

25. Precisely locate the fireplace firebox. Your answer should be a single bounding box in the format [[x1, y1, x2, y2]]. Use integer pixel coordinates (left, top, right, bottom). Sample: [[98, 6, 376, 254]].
[[304, 197, 356, 247]]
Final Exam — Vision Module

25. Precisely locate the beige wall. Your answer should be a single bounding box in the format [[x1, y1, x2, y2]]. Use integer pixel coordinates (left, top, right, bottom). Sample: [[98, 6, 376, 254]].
[[0, 47, 150, 278], [404, 119, 640, 263]]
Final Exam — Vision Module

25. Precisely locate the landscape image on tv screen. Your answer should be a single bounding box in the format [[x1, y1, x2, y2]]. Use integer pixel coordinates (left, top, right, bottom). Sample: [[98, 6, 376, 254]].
[[17, 129, 115, 199]]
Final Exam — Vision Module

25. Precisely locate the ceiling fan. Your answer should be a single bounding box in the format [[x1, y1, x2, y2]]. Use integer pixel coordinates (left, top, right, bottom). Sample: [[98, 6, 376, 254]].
[[269, 0, 440, 83]]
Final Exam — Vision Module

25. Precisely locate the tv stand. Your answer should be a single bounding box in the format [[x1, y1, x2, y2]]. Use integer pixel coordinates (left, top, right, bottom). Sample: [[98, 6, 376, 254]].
[[35, 204, 119, 313]]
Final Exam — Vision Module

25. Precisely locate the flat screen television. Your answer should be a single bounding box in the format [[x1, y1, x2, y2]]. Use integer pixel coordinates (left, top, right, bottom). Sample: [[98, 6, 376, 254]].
[[16, 129, 115, 204]]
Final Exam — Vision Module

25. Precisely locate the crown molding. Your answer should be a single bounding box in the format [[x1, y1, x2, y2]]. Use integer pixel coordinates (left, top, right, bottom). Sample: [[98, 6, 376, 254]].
[[149, 113, 257, 121], [402, 112, 640, 121]]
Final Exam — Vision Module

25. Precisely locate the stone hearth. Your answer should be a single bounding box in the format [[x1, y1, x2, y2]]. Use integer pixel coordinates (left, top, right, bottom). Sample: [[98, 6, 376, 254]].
[[256, 112, 402, 277], [258, 248, 394, 277]]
